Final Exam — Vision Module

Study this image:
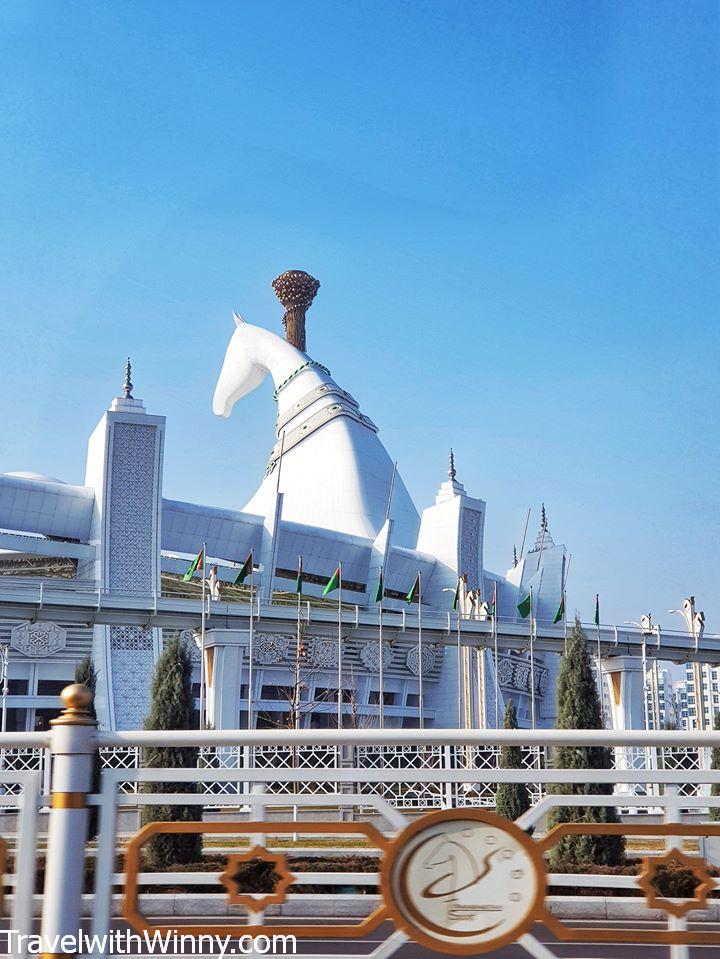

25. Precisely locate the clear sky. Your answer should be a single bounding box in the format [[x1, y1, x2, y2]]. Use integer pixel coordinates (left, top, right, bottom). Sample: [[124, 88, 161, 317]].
[[1, 1, 718, 630]]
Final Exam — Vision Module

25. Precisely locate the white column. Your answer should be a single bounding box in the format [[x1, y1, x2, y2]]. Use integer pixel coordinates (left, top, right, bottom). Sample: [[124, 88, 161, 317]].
[[40, 684, 98, 954]]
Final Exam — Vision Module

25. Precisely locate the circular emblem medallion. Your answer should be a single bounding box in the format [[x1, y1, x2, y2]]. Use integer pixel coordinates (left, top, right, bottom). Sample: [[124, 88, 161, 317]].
[[381, 808, 545, 955]]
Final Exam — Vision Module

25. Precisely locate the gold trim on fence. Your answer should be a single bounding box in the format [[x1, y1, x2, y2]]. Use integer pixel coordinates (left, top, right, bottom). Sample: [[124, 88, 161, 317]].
[[537, 822, 720, 946], [638, 847, 716, 919], [121, 812, 720, 952], [50, 792, 87, 810], [219, 845, 295, 911], [123, 820, 390, 940]]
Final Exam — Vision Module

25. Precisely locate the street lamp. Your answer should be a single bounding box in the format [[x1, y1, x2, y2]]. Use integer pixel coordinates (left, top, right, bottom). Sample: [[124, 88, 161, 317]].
[[669, 598, 707, 731], [443, 587, 467, 729], [624, 617, 658, 731]]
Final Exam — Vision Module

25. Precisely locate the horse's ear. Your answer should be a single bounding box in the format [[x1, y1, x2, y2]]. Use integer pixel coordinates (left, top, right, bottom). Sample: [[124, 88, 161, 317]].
[[232, 310, 246, 327]]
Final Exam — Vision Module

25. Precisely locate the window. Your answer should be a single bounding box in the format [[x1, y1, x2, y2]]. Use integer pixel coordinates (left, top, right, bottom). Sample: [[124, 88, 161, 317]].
[[37, 680, 73, 696], [33, 708, 59, 731], [314, 688, 353, 703], [256, 710, 290, 729], [401, 716, 420, 728], [261, 685, 293, 702], [406, 693, 420, 708], [4, 708, 27, 732], [8, 679, 28, 695], [369, 691, 395, 705], [309, 712, 336, 729]]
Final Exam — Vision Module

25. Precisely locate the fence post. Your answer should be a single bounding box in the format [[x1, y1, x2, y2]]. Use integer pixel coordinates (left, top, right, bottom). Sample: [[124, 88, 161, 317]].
[[40, 684, 97, 955]]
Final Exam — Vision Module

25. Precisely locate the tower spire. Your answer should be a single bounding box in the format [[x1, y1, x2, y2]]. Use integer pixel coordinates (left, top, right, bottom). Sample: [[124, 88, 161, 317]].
[[513, 544, 518, 567], [531, 503, 555, 552], [123, 357, 133, 399], [448, 448, 456, 482]]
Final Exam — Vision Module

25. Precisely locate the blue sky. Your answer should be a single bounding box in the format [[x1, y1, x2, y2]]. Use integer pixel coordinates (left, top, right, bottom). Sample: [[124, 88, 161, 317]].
[[0, 1, 718, 629]]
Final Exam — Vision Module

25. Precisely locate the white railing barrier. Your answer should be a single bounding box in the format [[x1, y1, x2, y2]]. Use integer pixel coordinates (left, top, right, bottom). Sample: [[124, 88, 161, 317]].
[[8, 688, 720, 958]]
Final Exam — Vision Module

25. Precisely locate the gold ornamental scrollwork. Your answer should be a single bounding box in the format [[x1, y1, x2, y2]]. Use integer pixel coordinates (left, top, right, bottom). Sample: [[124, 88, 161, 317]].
[[123, 820, 390, 940], [122, 812, 720, 952], [537, 821, 720, 946]]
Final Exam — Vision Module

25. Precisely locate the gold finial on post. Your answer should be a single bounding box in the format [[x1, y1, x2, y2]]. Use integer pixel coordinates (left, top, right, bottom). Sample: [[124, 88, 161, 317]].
[[50, 683, 96, 727]]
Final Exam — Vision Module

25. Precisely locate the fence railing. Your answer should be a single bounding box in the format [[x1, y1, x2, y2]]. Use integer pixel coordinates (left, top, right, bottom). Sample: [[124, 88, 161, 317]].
[[2, 694, 720, 957]]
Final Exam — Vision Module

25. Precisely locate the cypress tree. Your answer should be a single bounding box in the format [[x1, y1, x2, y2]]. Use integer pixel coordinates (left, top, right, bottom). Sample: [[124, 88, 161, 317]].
[[74, 656, 97, 720], [548, 619, 625, 869], [710, 711, 720, 821], [74, 656, 100, 839], [495, 700, 531, 820], [141, 637, 201, 867]]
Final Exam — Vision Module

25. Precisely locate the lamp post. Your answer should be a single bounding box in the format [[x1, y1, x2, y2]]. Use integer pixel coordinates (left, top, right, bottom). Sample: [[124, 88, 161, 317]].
[[669, 598, 707, 732], [626, 615, 660, 794], [625, 617, 656, 732], [0, 644, 8, 778]]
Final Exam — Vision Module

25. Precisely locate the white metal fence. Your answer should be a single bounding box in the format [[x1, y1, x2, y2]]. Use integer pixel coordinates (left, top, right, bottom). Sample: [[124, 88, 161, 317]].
[[2, 720, 720, 958]]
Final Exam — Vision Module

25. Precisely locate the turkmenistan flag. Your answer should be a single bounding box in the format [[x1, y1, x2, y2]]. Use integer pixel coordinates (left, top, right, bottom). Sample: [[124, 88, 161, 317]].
[[183, 547, 205, 582], [295, 556, 304, 594], [488, 582, 497, 617], [553, 592, 565, 624], [323, 565, 341, 596], [452, 577, 461, 611], [517, 589, 531, 619], [406, 573, 420, 604], [373, 568, 383, 604], [594, 594, 600, 626], [233, 552, 253, 585]]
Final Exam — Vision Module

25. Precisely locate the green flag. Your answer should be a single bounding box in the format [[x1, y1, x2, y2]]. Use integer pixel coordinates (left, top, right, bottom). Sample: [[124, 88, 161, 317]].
[[553, 593, 565, 624], [233, 552, 253, 586], [594, 594, 600, 626], [488, 581, 497, 617], [295, 556, 303, 594], [406, 574, 420, 604], [452, 578, 461, 611], [517, 589, 531, 619], [183, 546, 205, 582], [373, 568, 383, 604], [323, 565, 341, 596]]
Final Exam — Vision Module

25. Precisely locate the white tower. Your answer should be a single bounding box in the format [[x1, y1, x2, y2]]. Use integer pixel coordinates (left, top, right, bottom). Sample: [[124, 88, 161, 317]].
[[80, 360, 165, 729]]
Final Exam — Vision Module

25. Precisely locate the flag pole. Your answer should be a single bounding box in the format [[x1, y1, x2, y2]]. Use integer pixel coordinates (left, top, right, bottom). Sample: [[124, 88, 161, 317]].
[[378, 566, 384, 729], [562, 553, 572, 650], [595, 593, 603, 724], [267, 430, 286, 604], [492, 580, 499, 727], [476, 644, 487, 728], [519, 507, 531, 560], [529, 585, 536, 730], [337, 562, 343, 729], [295, 555, 302, 730], [417, 571, 424, 730], [247, 551, 254, 730], [456, 577, 463, 729], [199, 542, 207, 731]]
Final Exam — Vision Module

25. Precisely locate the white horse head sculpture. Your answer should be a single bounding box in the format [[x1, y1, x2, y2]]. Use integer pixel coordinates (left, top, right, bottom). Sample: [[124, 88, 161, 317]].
[[213, 312, 308, 417], [212, 314, 420, 545]]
